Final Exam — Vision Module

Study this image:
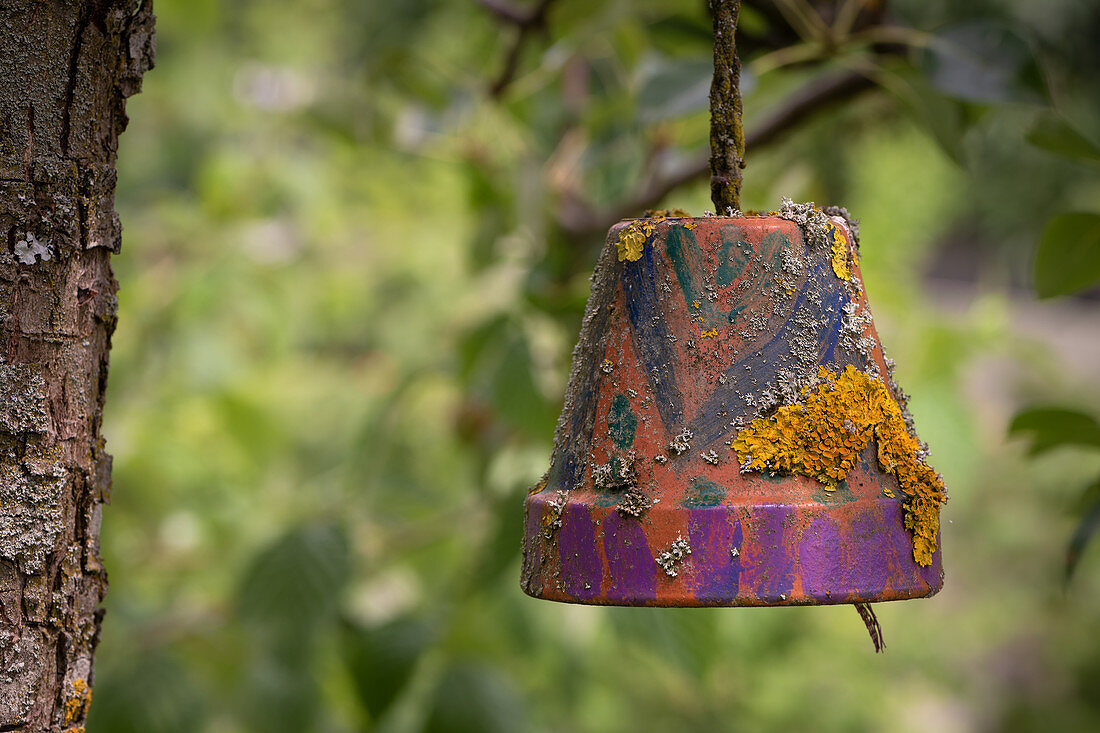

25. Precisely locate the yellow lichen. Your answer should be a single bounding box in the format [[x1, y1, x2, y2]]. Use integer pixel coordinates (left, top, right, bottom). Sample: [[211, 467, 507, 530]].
[[63, 679, 92, 725], [616, 210, 693, 262], [829, 222, 851, 280], [731, 365, 946, 566], [700, 329, 718, 338], [616, 224, 646, 261]]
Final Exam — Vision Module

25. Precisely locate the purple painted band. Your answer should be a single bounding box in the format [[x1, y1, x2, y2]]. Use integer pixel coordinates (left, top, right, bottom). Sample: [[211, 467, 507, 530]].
[[523, 493, 942, 607]]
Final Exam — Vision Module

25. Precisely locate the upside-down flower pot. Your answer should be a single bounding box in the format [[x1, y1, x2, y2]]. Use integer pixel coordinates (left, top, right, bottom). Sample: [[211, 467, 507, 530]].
[[522, 205, 945, 606]]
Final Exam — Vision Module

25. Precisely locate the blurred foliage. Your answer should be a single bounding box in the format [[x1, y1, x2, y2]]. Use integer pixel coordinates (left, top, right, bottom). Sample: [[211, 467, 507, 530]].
[[1010, 409, 1100, 457], [1033, 213, 1100, 299], [88, 0, 1100, 731], [1025, 112, 1100, 164]]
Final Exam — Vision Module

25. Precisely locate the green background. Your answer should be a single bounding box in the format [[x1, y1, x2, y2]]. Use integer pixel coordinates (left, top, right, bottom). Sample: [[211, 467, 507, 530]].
[[87, 1, 1100, 731]]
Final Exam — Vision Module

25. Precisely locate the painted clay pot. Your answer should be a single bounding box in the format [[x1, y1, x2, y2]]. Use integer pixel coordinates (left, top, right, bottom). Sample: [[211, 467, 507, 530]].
[[521, 207, 945, 606]]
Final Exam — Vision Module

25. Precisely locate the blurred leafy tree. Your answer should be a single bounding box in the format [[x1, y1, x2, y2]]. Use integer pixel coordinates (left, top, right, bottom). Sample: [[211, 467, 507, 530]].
[[1010, 108, 1100, 584]]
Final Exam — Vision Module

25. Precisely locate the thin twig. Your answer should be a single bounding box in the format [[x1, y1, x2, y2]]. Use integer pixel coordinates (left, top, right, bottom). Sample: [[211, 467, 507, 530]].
[[480, 0, 558, 97], [750, 40, 825, 77], [773, 0, 830, 42], [708, 0, 745, 213], [478, 0, 537, 25], [557, 68, 876, 235], [833, 0, 865, 40], [854, 602, 886, 653]]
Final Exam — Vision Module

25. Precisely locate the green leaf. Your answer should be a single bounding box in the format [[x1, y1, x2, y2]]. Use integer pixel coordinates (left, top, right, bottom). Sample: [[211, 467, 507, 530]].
[[921, 22, 1047, 104], [237, 521, 351, 631], [881, 63, 968, 165], [234, 523, 351, 733], [458, 317, 557, 438], [1033, 212, 1100, 298], [215, 390, 287, 466], [423, 662, 528, 733], [1009, 407, 1100, 455], [648, 16, 714, 54], [1066, 477, 1100, 585], [1026, 112, 1100, 163], [458, 315, 508, 382], [346, 370, 423, 493], [342, 615, 435, 720]]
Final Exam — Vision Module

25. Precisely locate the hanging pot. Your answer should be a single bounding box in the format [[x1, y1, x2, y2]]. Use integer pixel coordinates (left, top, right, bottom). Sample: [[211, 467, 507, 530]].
[[521, 205, 945, 607]]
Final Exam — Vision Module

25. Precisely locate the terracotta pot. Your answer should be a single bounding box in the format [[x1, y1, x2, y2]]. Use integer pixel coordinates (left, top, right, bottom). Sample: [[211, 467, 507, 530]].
[[521, 210, 944, 606]]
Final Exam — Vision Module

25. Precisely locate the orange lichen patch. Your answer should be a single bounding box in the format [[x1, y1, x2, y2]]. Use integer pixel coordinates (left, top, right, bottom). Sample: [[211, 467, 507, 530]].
[[731, 365, 946, 566], [616, 224, 647, 262], [700, 328, 718, 338], [63, 679, 92, 725], [616, 210, 692, 262], [829, 222, 851, 280]]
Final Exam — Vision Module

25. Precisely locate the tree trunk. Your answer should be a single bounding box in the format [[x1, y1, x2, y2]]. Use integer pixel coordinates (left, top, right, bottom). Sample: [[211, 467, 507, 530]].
[[0, 1, 153, 730]]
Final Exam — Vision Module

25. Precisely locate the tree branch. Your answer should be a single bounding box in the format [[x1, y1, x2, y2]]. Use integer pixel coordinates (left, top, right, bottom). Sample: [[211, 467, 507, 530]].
[[479, 0, 557, 97], [557, 67, 877, 236], [478, 0, 543, 25]]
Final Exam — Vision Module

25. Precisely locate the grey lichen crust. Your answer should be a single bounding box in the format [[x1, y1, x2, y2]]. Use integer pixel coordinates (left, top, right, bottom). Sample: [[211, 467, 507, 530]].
[[0, 365, 66, 579], [615, 485, 652, 518], [740, 198, 883, 412], [778, 197, 830, 249], [0, 364, 49, 435], [656, 534, 692, 577]]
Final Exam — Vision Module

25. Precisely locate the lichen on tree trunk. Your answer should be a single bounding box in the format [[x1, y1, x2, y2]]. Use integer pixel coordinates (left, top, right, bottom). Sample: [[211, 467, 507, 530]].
[[0, 1, 154, 730]]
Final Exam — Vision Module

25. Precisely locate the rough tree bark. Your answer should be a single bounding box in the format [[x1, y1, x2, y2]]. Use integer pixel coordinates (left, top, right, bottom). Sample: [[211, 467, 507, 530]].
[[0, 1, 154, 730], [708, 0, 744, 214]]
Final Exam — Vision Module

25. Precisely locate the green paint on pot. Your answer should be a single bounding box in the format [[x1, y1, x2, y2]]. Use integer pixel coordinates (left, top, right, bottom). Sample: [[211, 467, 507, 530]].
[[681, 476, 727, 508], [759, 229, 793, 276], [665, 225, 701, 308], [608, 394, 637, 449], [593, 493, 619, 508], [715, 227, 748, 287]]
